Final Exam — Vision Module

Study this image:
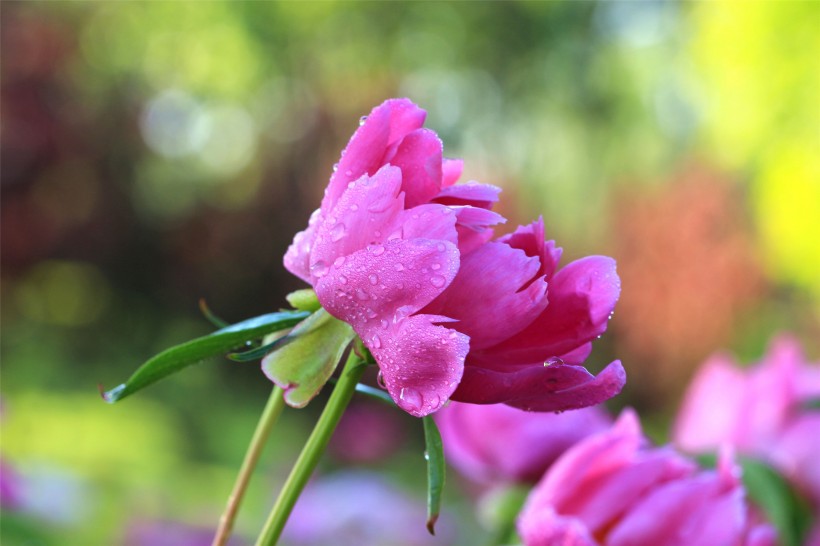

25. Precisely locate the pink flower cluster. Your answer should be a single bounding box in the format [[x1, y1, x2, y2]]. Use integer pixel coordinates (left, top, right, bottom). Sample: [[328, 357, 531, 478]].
[[675, 335, 820, 521], [284, 98, 624, 417], [517, 410, 777, 546]]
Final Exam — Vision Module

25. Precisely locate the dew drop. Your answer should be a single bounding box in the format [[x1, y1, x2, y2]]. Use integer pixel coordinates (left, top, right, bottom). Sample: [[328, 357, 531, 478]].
[[431, 263, 441, 270], [436, 243, 446, 252], [369, 274, 379, 285], [394, 263, 405, 271], [544, 357, 565, 367], [424, 451, 430, 461], [399, 387, 423, 412], [330, 223, 347, 242], [338, 275, 348, 284], [370, 245, 385, 256], [356, 288, 370, 301], [332, 163, 339, 173], [359, 115, 368, 126], [377, 370, 387, 389], [333, 256, 346, 267], [370, 334, 382, 348], [345, 170, 354, 177], [449, 331, 458, 339], [350, 204, 359, 211], [310, 261, 329, 278], [347, 181, 356, 189], [380, 319, 389, 328], [430, 275, 447, 288]]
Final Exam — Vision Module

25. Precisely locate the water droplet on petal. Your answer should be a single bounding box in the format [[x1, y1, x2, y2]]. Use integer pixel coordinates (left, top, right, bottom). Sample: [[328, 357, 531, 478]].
[[370, 334, 382, 348], [430, 275, 447, 288], [332, 163, 339, 172], [356, 288, 370, 301], [370, 245, 385, 256], [380, 319, 388, 328], [436, 243, 446, 252], [394, 263, 405, 271], [377, 370, 387, 389], [369, 274, 379, 285], [310, 261, 329, 278], [338, 275, 348, 284], [345, 170, 354, 177], [423, 451, 430, 461], [359, 115, 368, 126], [431, 263, 441, 270], [350, 204, 358, 211], [330, 223, 347, 242], [366, 308, 377, 319], [347, 181, 356, 189], [333, 256, 346, 267], [544, 357, 565, 367], [399, 387, 423, 413]]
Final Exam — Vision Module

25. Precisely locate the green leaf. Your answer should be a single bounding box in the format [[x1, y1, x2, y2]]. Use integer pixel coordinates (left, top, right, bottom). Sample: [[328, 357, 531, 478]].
[[261, 308, 355, 408], [353, 383, 395, 406], [102, 310, 310, 403], [697, 453, 814, 546], [422, 416, 446, 536], [740, 457, 813, 546]]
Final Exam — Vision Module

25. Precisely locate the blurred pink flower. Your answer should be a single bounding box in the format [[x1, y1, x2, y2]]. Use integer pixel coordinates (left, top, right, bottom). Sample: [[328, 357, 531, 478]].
[[284, 98, 624, 416], [124, 520, 237, 546], [435, 401, 611, 484], [517, 410, 775, 546], [329, 400, 406, 464], [674, 335, 820, 507]]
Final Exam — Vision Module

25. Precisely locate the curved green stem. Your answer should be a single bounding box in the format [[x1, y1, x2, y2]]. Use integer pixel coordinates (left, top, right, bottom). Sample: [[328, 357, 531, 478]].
[[212, 386, 286, 546], [254, 353, 365, 546]]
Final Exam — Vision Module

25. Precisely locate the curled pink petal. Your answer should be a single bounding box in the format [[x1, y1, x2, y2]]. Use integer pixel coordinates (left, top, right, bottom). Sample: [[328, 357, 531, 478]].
[[389, 128, 443, 207], [323, 99, 426, 212], [451, 360, 626, 412], [441, 158, 463, 187], [498, 218, 563, 281], [517, 507, 598, 546], [475, 255, 620, 367], [434, 182, 502, 209], [371, 314, 469, 417], [310, 165, 405, 275], [426, 241, 548, 349], [284, 209, 322, 283]]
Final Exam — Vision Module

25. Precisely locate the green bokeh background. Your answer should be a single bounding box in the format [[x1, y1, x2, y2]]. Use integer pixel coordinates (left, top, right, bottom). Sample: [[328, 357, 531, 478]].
[[2, 2, 818, 544]]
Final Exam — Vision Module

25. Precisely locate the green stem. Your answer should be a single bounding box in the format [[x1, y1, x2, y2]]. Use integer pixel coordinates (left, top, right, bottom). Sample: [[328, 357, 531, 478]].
[[212, 386, 286, 546], [254, 353, 365, 546]]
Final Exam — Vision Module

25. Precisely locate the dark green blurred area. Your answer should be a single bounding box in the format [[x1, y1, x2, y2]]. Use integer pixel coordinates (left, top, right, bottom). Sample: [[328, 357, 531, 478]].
[[2, 1, 818, 544]]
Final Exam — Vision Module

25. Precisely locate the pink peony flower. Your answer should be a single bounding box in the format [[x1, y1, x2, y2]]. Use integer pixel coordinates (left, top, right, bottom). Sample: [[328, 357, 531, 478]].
[[517, 410, 776, 546], [283, 98, 624, 416], [435, 401, 611, 484], [674, 335, 820, 507]]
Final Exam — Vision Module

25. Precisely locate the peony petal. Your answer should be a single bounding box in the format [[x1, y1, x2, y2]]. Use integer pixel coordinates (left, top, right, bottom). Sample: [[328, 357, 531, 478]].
[[388, 128, 443, 208], [517, 506, 599, 546], [498, 218, 563, 281], [370, 314, 469, 417], [284, 209, 322, 284], [441, 158, 463, 187], [475, 256, 620, 367], [521, 410, 694, 537], [426, 241, 548, 349], [559, 343, 593, 365], [310, 166, 405, 277], [434, 182, 501, 210], [607, 452, 746, 546], [451, 360, 626, 411], [393, 204, 459, 245], [315, 238, 460, 335], [673, 354, 747, 453], [323, 99, 425, 213]]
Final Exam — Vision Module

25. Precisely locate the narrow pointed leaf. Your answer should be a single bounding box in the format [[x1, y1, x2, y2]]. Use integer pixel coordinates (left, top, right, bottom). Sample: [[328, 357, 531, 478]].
[[103, 310, 310, 403], [262, 308, 355, 408], [228, 335, 294, 362], [423, 415, 446, 535]]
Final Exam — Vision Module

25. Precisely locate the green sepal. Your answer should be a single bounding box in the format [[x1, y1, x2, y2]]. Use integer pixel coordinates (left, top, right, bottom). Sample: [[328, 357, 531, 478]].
[[102, 310, 310, 403], [261, 308, 355, 408], [285, 289, 322, 312], [422, 416, 446, 536], [697, 453, 814, 546]]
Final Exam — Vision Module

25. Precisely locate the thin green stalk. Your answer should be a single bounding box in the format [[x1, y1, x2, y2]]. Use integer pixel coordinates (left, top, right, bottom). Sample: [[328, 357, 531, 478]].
[[254, 353, 365, 546], [212, 386, 286, 546]]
